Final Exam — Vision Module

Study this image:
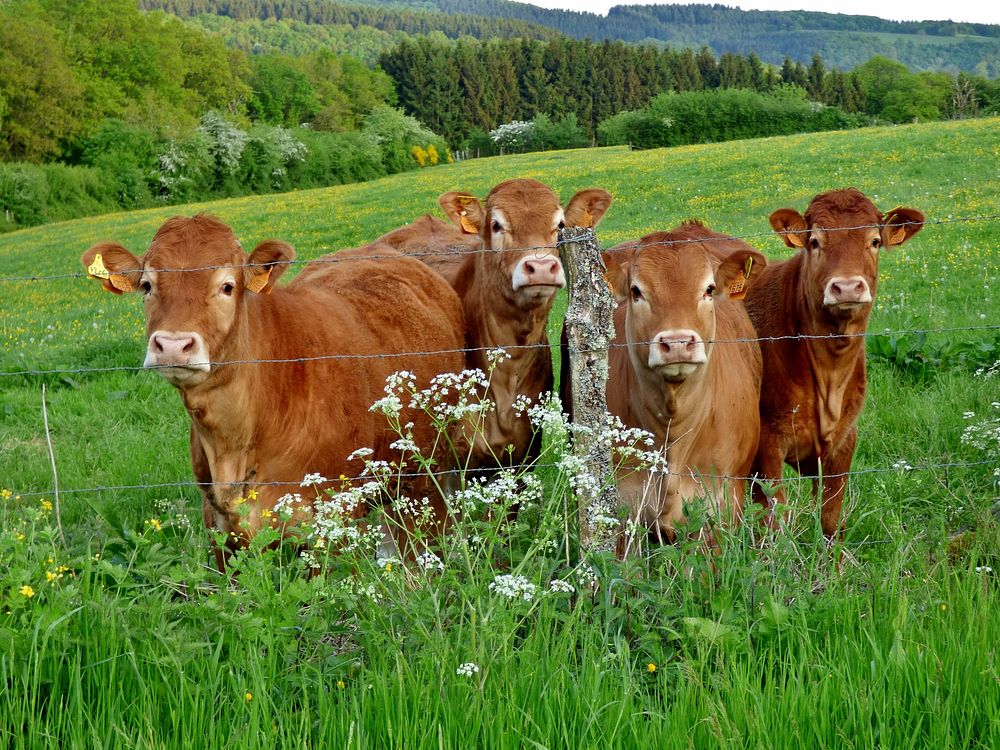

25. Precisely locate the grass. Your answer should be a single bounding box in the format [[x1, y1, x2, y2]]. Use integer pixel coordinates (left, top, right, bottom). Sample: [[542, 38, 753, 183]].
[[1, 118, 999, 748]]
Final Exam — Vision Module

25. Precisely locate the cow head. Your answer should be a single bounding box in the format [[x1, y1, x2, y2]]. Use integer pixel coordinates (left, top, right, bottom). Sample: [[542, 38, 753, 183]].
[[770, 188, 924, 322], [605, 230, 765, 385], [440, 179, 612, 310], [81, 215, 294, 388]]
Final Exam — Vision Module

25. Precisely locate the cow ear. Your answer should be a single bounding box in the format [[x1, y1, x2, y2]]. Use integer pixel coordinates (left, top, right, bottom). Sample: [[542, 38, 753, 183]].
[[439, 192, 484, 235], [245, 240, 295, 294], [564, 189, 613, 229], [716, 249, 767, 299], [881, 207, 925, 248], [81, 242, 143, 295], [602, 249, 630, 304], [769, 208, 808, 249]]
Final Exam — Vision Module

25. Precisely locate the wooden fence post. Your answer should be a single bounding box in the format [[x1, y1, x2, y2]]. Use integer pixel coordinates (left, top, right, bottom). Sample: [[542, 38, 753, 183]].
[[558, 226, 622, 555]]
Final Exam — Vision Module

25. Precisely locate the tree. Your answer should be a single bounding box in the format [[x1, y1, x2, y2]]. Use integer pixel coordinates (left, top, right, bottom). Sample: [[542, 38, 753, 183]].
[[0, 13, 86, 161]]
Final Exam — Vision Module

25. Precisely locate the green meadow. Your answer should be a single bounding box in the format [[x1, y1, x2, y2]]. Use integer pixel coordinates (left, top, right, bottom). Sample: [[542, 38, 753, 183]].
[[1, 118, 998, 748]]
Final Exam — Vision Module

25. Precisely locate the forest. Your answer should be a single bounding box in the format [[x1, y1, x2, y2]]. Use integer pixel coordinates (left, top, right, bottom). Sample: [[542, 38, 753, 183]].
[[2, 0, 999, 232]]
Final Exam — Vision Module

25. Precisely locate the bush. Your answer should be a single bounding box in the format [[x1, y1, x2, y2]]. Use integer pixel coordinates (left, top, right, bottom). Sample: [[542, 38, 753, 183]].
[[531, 113, 589, 151], [0, 162, 120, 230], [73, 120, 159, 209], [597, 88, 860, 148], [362, 106, 448, 175]]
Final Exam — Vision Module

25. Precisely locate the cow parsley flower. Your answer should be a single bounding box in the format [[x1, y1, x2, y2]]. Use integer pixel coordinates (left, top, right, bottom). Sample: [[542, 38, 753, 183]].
[[301, 473, 328, 488], [456, 662, 480, 677], [549, 579, 575, 594], [415, 551, 445, 572], [489, 574, 536, 601]]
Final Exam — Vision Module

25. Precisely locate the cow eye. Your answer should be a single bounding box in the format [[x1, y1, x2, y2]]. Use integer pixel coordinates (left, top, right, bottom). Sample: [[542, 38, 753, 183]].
[[630, 284, 643, 302], [221, 282, 235, 296], [491, 220, 503, 234], [705, 284, 716, 298], [557, 220, 566, 230], [139, 279, 152, 294], [871, 237, 882, 250], [809, 237, 821, 250]]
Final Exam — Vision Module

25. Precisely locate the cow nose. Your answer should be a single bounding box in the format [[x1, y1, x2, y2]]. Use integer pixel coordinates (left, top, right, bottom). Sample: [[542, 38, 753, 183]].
[[650, 329, 706, 364], [152, 333, 196, 357], [513, 254, 566, 290], [825, 276, 872, 306]]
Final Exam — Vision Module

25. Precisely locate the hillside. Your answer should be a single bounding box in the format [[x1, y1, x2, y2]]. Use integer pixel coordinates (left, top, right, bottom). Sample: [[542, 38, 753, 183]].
[[351, 0, 1000, 74]]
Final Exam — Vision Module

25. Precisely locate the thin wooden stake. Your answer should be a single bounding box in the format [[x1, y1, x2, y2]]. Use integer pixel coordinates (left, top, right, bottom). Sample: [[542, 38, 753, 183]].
[[41, 384, 66, 546]]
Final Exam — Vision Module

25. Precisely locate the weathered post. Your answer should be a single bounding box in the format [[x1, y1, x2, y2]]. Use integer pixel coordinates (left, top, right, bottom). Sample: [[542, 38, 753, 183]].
[[558, 226, 622, 554]]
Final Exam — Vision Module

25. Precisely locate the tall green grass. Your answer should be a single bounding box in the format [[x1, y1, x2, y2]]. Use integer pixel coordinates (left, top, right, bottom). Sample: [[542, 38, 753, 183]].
[[1, 118, 998, 748]]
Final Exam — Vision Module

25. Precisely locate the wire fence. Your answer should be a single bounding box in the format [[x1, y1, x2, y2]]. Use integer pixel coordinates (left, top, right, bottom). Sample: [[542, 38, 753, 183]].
[[3, 213, 998, 515], [0, 213, 995, 284]]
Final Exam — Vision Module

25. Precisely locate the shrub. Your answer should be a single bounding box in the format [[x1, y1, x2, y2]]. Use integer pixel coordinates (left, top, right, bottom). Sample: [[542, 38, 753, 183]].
[[363, 106, 448, 175], [531, 113, 589, 151]]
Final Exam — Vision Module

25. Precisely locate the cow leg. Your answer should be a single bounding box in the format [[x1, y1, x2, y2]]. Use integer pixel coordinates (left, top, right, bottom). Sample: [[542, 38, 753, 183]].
[[189, 425, 229, 573], [750, 437, 787, 531], [819, 428, 857, 539]]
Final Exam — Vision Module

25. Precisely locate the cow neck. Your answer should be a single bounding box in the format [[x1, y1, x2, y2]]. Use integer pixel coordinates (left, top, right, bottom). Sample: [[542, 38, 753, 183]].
[[178, 294, 265, 510], [630, 353, 712, 462], [793, 265, 870, 456]]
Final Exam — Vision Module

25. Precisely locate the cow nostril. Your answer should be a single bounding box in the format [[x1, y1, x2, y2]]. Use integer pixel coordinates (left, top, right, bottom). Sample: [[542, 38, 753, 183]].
[[181, 338, 195, 353]]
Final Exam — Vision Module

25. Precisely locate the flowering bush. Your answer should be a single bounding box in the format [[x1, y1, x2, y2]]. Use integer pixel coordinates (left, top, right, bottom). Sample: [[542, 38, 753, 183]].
[[489, 120, 534, 153]]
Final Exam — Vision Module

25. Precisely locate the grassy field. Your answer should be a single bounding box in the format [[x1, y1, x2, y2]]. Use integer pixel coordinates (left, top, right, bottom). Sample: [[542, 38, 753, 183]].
[[1, 118, 999, 748]]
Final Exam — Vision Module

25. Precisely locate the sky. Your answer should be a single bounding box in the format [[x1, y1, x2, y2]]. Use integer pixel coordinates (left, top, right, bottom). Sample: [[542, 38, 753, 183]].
[[521, 0, 1000, 26]]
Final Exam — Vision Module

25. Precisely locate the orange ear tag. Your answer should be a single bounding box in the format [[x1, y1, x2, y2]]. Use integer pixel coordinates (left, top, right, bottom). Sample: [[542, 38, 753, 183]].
[[87, 253, 111, 280], [245, 267, 271, 293], [728, 271, 747, 300], [459, 211, 478, 235], [109, 274, 132, 292]]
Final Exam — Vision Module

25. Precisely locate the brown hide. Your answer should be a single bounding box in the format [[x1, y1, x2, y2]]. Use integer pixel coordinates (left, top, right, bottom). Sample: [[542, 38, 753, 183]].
[[426, 179, 612, 472], [604, 225, 766, 542], [743, 188, 925, 537], [372, 214, 480, 287], [82, 216, 465, 569]]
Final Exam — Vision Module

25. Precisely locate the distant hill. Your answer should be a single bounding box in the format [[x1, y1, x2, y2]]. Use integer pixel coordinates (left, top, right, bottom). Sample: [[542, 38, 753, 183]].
[[352, 0, 1000, 75]]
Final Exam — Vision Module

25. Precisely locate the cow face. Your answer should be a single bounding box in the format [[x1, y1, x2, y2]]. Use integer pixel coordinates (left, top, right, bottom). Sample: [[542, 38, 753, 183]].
[[606, 234, 764, 384], [440, 179, 612, 310], [770, 188, 924, 322], [81, 215, 294, 388]]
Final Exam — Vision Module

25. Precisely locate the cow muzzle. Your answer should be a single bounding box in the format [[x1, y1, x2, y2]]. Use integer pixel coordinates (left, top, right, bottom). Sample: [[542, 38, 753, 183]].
[[512, 254, 566, 294], [648, 329, 707, 382], [823, 276, 872, 313], [144, 330, 211, 386]]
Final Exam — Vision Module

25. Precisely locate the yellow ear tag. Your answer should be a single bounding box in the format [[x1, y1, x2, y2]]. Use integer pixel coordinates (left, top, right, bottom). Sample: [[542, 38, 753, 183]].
[[459, 211, 478, 235], [728, 270, 749, 300], [787, 231, 806, 248], [87, 253, 111, 280], [743, 256, 754, 280], [245, 267, 271, 293], [578, 210, 594, 229], [109, 274, 132, 292]]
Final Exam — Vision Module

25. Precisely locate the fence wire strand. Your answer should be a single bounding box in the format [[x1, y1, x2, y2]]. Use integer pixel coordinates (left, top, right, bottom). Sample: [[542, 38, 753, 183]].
[[1, 213, 996, 284]]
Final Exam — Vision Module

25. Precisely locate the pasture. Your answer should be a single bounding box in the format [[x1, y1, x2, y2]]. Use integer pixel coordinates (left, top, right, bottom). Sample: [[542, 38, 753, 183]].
[[1, 118, 999, 748]]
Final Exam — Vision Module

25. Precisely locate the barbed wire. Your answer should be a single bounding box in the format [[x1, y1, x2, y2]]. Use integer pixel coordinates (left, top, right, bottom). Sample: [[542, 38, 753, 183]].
[[3, 324, 998, 379], [0, 213, 995, 284], [7, 459, 995, 501]]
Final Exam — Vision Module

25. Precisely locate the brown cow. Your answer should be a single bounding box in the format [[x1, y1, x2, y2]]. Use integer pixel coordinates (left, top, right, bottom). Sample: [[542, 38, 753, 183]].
[[743, 188, 925, 537], [82, 215, 466, 569], [434, 179, 612, 472], [371, 213, 478, 287], [604, 223, 766, 544]]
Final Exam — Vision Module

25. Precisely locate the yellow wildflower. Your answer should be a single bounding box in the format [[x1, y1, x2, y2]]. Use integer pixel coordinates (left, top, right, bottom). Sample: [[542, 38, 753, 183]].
[[337, 680, 345, 689], [246, 489, 258, 501], [245, 692, 253, 703], [46, 571, 59, 582], [146, 518, 163, 532], [647, 663, 657, 673], [0, 488, 12, 500], [19, 585, 35, 598], [40, 499, 53, 512]]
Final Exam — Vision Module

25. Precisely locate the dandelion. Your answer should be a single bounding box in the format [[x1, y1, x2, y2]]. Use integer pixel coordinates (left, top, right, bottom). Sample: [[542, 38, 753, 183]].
[[456, 662, 480, 677], [19, 585, 35, 598]]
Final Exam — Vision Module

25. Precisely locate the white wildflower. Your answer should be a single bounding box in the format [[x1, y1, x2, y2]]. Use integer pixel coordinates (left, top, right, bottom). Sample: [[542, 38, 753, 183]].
[[456, 662, 480, 677], [300, 473, 329, 487], [415, 551, 445, 572], [549, 579, 575, 594], [489, 574, 536, 602]]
